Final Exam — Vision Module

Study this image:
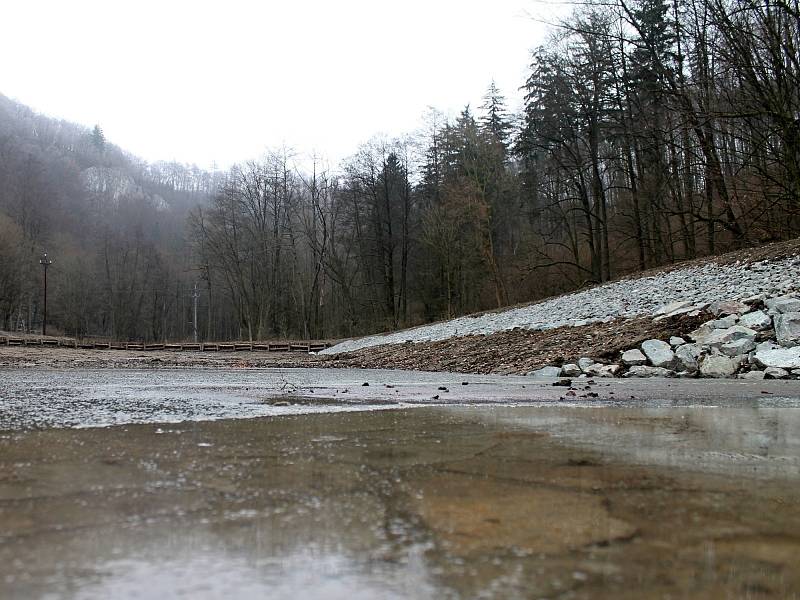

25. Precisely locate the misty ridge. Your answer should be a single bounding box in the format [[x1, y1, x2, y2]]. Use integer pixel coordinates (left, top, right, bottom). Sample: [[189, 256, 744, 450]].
[[1, 0, 798, 343]]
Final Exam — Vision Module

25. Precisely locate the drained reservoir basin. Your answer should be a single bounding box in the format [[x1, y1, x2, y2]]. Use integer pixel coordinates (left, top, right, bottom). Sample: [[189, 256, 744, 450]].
[[1, 368, 799, 598]]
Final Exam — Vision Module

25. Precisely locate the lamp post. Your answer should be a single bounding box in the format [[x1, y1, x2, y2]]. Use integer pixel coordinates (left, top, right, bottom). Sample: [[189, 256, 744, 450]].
[[192, 282, 199, 343], [39, 252, 52, 336]]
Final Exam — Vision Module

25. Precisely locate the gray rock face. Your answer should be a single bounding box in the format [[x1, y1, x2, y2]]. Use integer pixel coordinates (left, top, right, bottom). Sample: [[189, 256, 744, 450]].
[[738, 310, 772, 331], [708, 300, 749, 316], [738, 370, 765, 380], [669, 336, 686, 347], [624, 366, 675, 378], [774, 312, 800, 347], [654, 300, 694, 316], [527, 366, 562, 378], [561, 363, 582, 377], [764, 367, 789, 379], [689, 323, 715, 344], [719, 338, 757, 357], [710, 315, 738, 329], [705, 325, 757, 348], [577, 357, 595, 372], [598, 364, 621, 377], [641, 339, 675, 368], [653, 302, 708, 321], [750, 344, 800, 369], [765, 296, 800, 314], [699, 354, 740, 378], [675, 344, 701, 372], [584, 363, 620, 377], [621, 349, 648, 366]]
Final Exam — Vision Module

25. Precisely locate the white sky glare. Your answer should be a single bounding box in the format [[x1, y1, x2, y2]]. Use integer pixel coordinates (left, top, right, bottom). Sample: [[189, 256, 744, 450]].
[[1, 0, 557, 169]]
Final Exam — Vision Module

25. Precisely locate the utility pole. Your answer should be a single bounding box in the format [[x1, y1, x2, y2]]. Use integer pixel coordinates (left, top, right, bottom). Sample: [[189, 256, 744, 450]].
[[192, 282, 199, 343], [39, 252, 52, 336]]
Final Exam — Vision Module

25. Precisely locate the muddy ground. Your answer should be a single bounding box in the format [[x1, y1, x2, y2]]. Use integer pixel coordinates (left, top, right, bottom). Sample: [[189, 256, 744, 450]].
[[324, 314, 708, 374], [3, 367, 800, 430], [1, 404, 799, 599], [0, 345, 321, 370]]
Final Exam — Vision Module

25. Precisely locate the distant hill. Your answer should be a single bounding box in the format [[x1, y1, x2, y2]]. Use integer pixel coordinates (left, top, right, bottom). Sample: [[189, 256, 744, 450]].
[[0, 93, 220, 339]]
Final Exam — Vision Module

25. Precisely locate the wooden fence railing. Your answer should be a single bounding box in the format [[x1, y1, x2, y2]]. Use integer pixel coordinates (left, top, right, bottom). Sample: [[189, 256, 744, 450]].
[[0, 336, 332, 353]]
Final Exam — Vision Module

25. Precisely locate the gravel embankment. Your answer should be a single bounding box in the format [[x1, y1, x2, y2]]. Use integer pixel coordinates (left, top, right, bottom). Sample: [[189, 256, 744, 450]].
[[323, 254, 800, 355]]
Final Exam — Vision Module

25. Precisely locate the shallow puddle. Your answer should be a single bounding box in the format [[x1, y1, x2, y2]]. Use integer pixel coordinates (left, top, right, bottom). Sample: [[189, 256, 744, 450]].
[[1, 396, 799, 598]]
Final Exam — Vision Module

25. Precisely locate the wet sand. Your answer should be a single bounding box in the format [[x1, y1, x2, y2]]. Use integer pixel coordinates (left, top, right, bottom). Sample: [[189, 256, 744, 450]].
[[1, 386, 800, 598]]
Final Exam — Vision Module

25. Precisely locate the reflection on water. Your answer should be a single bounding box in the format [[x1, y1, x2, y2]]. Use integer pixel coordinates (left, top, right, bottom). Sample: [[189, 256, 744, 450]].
[[77, 546, 437, 600], [477, 406, 800, 479], [1, 404, 799, 598]]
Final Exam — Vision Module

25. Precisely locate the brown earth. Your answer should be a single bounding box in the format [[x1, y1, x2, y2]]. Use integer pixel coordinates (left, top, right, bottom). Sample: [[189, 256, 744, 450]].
[[323, 313, 707, 374]]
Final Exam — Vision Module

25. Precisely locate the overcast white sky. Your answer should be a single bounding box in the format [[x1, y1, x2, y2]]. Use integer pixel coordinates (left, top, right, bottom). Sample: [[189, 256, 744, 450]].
[[1, 0, 560, 169]]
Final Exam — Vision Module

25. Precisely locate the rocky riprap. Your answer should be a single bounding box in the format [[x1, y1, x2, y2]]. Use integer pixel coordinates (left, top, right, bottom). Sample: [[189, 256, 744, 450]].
[[323, 255, 800, 356], [528, 295, 800, 380]]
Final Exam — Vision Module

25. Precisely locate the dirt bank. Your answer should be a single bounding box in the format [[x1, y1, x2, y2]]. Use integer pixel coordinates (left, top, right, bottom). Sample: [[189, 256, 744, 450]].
[[323, 313, 706, 374]]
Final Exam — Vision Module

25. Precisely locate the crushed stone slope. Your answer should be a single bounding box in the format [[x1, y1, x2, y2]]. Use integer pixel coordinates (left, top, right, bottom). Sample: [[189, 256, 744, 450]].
[[323, 251, 800, 356]]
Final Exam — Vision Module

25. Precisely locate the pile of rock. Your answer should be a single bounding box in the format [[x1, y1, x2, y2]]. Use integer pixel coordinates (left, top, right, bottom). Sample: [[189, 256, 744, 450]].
[[324, 254, 800, 355], [527, 295, 800, 380]]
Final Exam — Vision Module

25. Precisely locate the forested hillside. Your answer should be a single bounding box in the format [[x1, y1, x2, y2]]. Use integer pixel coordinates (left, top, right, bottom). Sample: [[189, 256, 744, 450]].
[[1, 0, 798, 342], [0, 93, 221, 340]]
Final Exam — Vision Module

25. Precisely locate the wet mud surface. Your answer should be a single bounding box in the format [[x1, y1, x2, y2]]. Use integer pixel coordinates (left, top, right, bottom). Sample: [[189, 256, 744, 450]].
[[2, 367, 800, 430], [1, 369, 800, 598]]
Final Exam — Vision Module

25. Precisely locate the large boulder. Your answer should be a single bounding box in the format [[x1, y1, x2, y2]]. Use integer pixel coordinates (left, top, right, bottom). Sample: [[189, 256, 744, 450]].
[[765, 296, 800, 314], [689, 323, 716, 344], [669, 336, 686, 347], [774, 313, 800, 347], [561, 363, 582, 377], [641, 339, 676, 368], [704, 325, 758, 348], [750, 343, 800, 369], [764, 367, 790, 379], [621, 349, 648, 366], [624, 366, 675, 378], [738, 370, 765, 380], [654, 300, 694, 316], [585, 363, 620, 378], [738, 310, 772, 331], [597, 364, 621, 378], [527, 366, 562, 378], [699, 353, 740, 378], [652, 302, 708, 321], [719, 338, 757, 357], [675, 343, 702, 372], [709, 315, 738, 329], [708, 300, 749, 316], [577, 357, 595, 372]]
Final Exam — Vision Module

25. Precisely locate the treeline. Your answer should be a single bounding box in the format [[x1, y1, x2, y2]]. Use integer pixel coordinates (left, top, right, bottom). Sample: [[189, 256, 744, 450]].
[[1, 0, 798, 341], [516, 0, 800, 281]]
